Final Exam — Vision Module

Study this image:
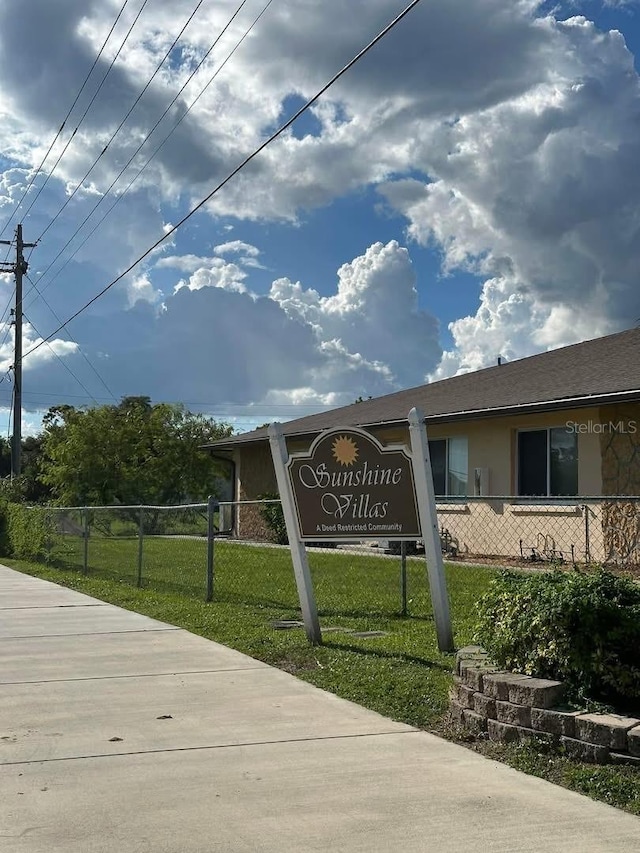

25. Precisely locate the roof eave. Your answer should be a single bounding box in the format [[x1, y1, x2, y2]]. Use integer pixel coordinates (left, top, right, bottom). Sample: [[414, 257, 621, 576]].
[[205, 388, 640, 450]]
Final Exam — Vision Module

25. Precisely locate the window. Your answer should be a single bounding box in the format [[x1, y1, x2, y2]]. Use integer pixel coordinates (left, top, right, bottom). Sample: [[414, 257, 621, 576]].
[[428, 437, 468, 496], [517, 428, 578, 496]]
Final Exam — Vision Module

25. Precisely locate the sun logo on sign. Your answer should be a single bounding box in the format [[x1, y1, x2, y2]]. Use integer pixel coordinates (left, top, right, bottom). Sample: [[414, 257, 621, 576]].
[[332, 435, 358, 467]]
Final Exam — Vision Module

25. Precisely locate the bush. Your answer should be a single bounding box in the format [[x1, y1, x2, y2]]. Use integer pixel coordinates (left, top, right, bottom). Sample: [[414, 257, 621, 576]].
[[5, 504, 59, 562], [257, 493, 288, 545], [475, 569, 640, 708]]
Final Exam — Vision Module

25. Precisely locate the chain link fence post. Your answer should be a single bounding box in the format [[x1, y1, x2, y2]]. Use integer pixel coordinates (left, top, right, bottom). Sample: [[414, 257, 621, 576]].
[[400, 541, 408, 616], [82, 507, 89, 575], [206, 495, 216, 602], [583, 503, 591, 564], [137, 507, 144, 588]]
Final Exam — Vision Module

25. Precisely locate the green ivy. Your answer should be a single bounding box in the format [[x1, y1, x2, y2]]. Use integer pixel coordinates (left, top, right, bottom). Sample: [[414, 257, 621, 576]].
[[257, 493, 288, 545], [475, 569, 640, 708]]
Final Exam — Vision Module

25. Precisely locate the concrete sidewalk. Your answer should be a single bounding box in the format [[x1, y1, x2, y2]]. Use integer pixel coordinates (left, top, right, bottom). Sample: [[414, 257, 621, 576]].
[[0, 565, 638, 852]]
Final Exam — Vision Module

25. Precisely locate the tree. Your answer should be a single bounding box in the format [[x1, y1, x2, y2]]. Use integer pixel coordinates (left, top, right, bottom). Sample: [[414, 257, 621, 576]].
[[0, 435, 52, 503], [39, 397, 233, 506]]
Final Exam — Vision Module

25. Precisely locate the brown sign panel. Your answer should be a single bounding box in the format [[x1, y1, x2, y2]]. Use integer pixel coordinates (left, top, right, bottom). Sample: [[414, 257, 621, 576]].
[[287, 427, 421, 540]]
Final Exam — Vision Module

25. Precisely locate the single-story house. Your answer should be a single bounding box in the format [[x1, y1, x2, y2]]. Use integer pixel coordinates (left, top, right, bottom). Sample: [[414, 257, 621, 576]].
[[208, 328, 640, 565]]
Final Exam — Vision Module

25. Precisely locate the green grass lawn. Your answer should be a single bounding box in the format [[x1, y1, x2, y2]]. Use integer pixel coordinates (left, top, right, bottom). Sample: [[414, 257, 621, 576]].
[[5, 536, 640, 816]]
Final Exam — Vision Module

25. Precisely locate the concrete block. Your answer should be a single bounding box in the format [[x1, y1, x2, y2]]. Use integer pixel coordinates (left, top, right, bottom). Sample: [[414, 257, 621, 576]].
[[575, 714, 640, 751], [455, 645, 489, 675], [459, 661, 497, 692], [516, 726, 557, 747], [530, 707, 582, 738], [628, 725, 640, 757], [473, 692, 497, 719], [448, 699, 465, 726], [482, 672, 530, 701], [487, 719, 520, 744], [496, 700, 532, 728], [561, 736, 609, 765], [610, 751, 640, 769], [507, 677, 565, 709], [462, 709, 487, 735], [456, 683, 477, 709]]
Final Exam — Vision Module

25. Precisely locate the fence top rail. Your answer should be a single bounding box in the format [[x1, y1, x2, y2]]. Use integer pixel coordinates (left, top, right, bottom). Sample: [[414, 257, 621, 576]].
[[218, 499, 281, 506], [218, 495, 640, 505], [27, 503, 209, 512], [436, 496, 640, 503], [25, 496, 640, 512]]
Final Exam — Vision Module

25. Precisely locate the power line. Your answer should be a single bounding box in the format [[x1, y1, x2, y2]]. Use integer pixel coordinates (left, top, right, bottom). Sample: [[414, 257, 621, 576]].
[[22, 0, 424, 362], [20, 0, 151, 230], [25, 0, 258, 302], [0, 239, 17, 322], [27, 1, 259, 305], [22, 311, 99, 405], [0, 0, 132, 244], [25, 274, 117, 401], [11, 390, 333, 411], [34, 0, 205, 247]]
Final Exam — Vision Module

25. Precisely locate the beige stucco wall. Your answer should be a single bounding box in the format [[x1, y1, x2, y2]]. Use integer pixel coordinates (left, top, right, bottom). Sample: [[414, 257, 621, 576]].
[[227, 403, 640, 559], [362, 406, 602, 497]]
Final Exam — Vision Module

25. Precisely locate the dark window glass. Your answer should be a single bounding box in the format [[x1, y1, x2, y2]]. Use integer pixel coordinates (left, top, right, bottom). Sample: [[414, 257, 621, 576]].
[[518, 430, 548, 496], [550, 428, 578, 496], [428, 439, 447, 496]]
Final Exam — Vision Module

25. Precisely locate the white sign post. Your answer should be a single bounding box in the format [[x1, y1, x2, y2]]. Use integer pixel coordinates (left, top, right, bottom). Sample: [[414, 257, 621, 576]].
[[268, 412, 454, 652], [408, 407, 454, 652], [268, 422, 322, 645]]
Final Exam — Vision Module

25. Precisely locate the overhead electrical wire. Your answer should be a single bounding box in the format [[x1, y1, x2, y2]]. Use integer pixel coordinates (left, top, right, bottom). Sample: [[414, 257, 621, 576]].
[[25, 0, 258, 303], [22, 0, 424, 363], [25, 274, 116, 401], [33, 0, 207, 247], [19, 0, 151, 230], [0, 0, 132, 244], [8, 389, 332, 411], [22, 311, 99, 405]]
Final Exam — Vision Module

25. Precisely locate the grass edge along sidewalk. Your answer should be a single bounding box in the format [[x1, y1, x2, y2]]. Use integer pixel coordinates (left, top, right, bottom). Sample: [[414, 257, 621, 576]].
[[4, 554, 640, 818]]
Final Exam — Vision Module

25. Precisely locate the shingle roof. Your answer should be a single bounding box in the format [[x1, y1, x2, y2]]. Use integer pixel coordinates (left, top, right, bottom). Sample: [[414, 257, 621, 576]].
[[209, 327, 640, 449]]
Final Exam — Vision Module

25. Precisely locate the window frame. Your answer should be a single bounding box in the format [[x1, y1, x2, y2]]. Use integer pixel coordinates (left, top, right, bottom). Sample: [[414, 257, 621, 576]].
[[516, 427, 578, 498], [428, 436, 468, 498]]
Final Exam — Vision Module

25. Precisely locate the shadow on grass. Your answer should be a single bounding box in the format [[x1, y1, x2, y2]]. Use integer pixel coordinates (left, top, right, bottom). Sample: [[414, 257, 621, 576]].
[[316, 604, 435, 621], [323, 639, 453, 672]]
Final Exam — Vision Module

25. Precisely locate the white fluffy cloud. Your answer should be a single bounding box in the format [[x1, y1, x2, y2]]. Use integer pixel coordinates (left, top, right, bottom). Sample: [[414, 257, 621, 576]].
[[270, 240, 440, 394], [1, 0, 639, 411], [13, 240, 440, 413]]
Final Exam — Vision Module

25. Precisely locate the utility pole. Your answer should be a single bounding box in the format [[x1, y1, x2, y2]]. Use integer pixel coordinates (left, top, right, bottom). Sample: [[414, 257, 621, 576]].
[[0, 225, 37, 477]]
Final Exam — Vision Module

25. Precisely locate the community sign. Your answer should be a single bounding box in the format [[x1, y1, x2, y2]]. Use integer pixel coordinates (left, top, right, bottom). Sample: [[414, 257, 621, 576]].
[[286, 427, 421, 540]]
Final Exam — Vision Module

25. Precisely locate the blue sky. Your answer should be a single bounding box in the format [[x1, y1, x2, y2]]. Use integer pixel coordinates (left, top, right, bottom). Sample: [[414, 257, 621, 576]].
[[1, 0, 640, 435]]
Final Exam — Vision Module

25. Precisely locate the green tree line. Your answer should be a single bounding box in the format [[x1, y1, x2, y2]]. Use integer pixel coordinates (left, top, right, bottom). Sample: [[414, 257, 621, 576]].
[[1, 396, 233, 506]]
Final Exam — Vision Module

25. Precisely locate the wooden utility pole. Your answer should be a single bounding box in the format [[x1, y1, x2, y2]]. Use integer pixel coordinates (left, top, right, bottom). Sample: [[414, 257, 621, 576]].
[[0, 225, 36, 477]]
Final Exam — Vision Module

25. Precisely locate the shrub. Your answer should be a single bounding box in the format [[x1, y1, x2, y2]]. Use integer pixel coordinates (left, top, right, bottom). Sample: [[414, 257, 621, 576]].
[[5, 503, 59, 562], [257, 493, 288, 545], [475, 569, 640, 708]]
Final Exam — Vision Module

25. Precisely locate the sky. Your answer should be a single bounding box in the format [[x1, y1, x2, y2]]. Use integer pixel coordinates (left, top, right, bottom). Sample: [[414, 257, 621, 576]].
[[1, 0, 640, 435]]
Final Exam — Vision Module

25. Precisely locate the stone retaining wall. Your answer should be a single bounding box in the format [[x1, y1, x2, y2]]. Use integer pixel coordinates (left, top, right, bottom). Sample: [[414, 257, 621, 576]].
[[450, 646, 640, 766]]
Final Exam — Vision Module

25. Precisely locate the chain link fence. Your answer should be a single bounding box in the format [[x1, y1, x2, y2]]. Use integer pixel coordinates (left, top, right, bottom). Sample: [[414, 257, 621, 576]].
[[18, 496, 640, 620], [433, 496, 640, 571]]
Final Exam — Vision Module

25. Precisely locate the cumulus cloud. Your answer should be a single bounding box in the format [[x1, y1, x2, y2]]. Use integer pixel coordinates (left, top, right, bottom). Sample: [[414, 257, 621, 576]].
[[270, 240, 441, 394], [0, 321, 78, 374], [1, 0, 639, 409], [16, 241, 440, 413], [378, 13, 640, 374]]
